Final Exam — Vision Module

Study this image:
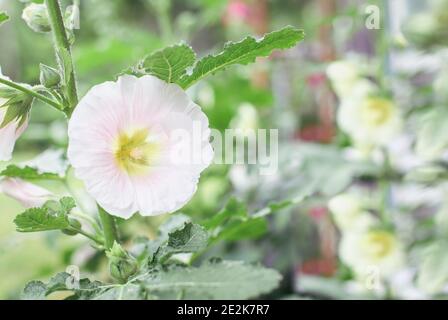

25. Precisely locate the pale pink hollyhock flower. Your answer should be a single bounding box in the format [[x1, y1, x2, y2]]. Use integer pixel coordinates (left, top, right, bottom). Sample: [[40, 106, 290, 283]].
[[0, 178, 53, 208], [67, 75, 213, 219]]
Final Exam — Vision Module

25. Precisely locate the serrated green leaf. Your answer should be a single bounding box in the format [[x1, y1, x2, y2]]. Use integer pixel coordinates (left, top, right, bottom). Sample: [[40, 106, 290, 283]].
[[152, 220, 209, 263], [23, 260, 281, 300], [179, 26, 304, 88], [14, 208, 69, 232], [21, 272, 108, 300], [14, 197, 75, 232], [141, 260, 282, 299], [21, 281, 47, 300], [139, 44, 196, 83], [0, 12, 9, 26], [163, 222, 208, 256], [0, 164, 61, 180]]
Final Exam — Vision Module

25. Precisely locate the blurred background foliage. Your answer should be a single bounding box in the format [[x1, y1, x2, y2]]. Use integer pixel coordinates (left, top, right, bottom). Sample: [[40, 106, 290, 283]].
[[1, 0, 448, 299]]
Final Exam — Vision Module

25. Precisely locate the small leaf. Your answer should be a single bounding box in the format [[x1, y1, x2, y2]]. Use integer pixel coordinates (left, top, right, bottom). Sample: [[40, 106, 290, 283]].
[[21, 281, 46, 300], [139, 44, 196, 83], [0, 11, 9, 26], [179, 26, 304, 88], [155, 221, 208, 263], [0, 164, 61, 180], [141, 260, 282, 299], [164, 222, 208, 254], [14, 197, 75, 232]]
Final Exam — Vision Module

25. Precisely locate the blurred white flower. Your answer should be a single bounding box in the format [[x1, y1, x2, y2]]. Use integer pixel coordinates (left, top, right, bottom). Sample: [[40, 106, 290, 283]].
[[338, 93, 403, 150], [67, 75, 213, 218], [328, 193, 378, 231], [340, 229, 405, 279], [0, 178, 53, 208], [326, 60, 362, 98]]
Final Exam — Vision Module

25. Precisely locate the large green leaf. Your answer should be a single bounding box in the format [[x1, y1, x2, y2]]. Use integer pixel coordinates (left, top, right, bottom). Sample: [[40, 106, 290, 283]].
[[22, 260, 281, 300], [138, 44, 196, 83], [141, 260, 282, 299], [14, 197, 76, 232], [179, 26, 304, 88]]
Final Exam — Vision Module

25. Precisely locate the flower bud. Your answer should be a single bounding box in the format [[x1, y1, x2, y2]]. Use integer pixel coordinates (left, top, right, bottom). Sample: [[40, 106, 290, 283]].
[[22, 3, 51, 33], [39, 64, 61, 88], [0, 178, 53, 208], [106, 242, 138, 283], [0, 79, 32, 161]]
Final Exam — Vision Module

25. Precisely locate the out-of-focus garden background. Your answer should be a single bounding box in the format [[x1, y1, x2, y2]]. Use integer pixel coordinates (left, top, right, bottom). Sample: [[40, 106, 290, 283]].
[[1, 0, 448, 299]]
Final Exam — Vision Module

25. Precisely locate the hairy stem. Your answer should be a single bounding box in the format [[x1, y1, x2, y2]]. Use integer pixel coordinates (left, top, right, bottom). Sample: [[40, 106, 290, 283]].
[[45, 0, 78, 112], [0, 77, 62, 110], [98, 206, 119, 250], [69, 226, 104, 245]]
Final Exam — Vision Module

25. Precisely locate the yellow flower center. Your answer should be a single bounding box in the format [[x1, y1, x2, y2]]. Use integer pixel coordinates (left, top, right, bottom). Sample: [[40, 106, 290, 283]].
[[113, 128, 159, 176], [362, 230, 396, 261], [361, 97, 394, 127]]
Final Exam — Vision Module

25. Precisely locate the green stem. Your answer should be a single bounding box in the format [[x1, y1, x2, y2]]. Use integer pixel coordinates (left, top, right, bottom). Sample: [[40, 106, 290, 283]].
[[45, 0, 78, 111], [379, 148, 392, 225], [0, 77, 62, 110], [69, 227, 104, 245], [98, 206, 119, 250]]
